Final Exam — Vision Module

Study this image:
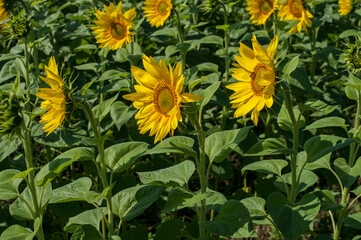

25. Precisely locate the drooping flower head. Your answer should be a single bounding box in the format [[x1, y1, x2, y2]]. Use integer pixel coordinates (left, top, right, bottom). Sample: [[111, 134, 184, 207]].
[[0, 0, 10, 30], [246, 0, 278, 25], [278, 0, 313, 33], [92, 2, 136, 50], [123, 55, 202, 143], [227, 35, 278, 126], [142, 0, 172, 27], [339, 0, 352, 15], [36, 57, 66, 136]]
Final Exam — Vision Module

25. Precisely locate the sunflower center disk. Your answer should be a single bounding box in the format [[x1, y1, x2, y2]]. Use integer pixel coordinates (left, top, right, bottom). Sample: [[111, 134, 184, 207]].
[[111, 23, 126, 40], [158, 2, 169, 16], [250, 64, 271, 96], [290, 0, 303, 17], [155, 86, 176, 114], [261, 1, 272, 14]]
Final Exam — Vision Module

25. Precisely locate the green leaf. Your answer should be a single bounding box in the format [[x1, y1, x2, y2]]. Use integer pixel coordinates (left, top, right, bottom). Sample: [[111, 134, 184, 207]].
[[275, 170, 318, 195], [205, 189, 227, 211], [299, 99, 338, 116], [313, 190, 343, 211], [70, 225, 104, 240], [240, 197, 268, 223], [0, 170, 22, 200], [93, 94, 119, 124], [110, 101, 136, 130], [334, 157, 361, 188], [200, 35, 224, 45], [0, 225, 33, 240], [202, 200, 252, 237], [246, 138, 296, 156], [344, 212, 361, 229], [80, 79, 96, 96], [35, 147, 94, 187], [112, 185, 165, 221], [267, 192, 320, 240], [50, 177, 93, 204], [0, 136, 21, 163], [154, 219, 186, 240], [277, 104, 305, 131], [163, 187, 206, 213], [146, 136, 196, 156], [151, 27, 177, 38], [242, 159, 288, 176], [283, 55, 299, 76], [304, 135, 355, 163], [12, 168, 33, 180], [304, 117, 347, 130], [194, 82, 221, 112], [345, 74, 361, 100], [104, 142, 148, 173], [138, 161, 195, 187], [64, 208, 107, 233], [205, 127, 252, 163]]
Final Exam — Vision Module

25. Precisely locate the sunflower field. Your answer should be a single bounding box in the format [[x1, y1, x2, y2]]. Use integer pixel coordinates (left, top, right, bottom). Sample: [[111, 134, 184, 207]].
[[1, 0, 361, 239]]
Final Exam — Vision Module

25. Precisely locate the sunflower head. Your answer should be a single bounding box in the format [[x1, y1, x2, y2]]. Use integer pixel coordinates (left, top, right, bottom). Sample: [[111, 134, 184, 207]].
[[142, 0, 172, 28], [9, 15, 30, 38], [342, 36, 361, 75], [0, 90, 22, 136], [338, 0, 352, 15], [227, 35, 278, 126], [91, 2, 136, 50], [123, 55, 202, 143], [36, 57, 68, 136], [246, 0, 278, 25], [278, 0, 313, 33]]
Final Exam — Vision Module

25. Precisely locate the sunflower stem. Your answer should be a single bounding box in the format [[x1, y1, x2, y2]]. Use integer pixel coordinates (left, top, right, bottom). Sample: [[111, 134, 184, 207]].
[[194, 119, 207, 238], [281, 82, 298, 203], [80, 99, 115, 236], [21, 123, 45, 240], [333, 91, 361, 240], [23, 39, 31, 112]]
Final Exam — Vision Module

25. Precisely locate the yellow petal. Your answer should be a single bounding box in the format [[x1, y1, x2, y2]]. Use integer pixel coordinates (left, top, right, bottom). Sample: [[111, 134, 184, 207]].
[[252, 35, 273, 67], [181, 93, 203, 103], [267, 34, 278, 60]]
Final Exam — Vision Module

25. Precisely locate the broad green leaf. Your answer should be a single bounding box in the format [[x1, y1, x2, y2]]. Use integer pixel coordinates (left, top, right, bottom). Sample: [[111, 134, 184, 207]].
[[313, 190, 343, 211], [200, 35, 224, 45], [299, 99, 338, 116], [240, 197, 270, 225], [74, 63, 100, 72], [304, 117, 347, 130], [304, 135, 355, 163], [339, 29, 359, 39], [36, 147, 94, 187], [345, 74, 361, 100], [50, 177, 92, 204], [146, 136, 196, 156], [154, 219, 186, 240], [110, 101, 136, 130], [334, 157, 361, 188], [194, 82, 221, 112], [74, 44, 97, 51], [205, 127, 252, 163], [112, 185, 165, 221], [0, 136, 21, 163], [138, 161, 195, 187], [275, 170, 318, 195], [64, 208, 107, 233], [99, 70, 129, 82], [277, 104, 305, 131], [202, 200, 252, 237], [267, 192, 320, 240], [246, 138, 296, 156], [93, 94, 119, 124], [104, 142, 148, 173], [0, 169, 22, 200], [163, 187, 206, 213], [151, 27, 177, 38], [70, 225, 104, 240], [344, 212, 361, 229], [205, 189, 227, 211], [12, 168, 33, 180], [0, 225, 33, 240], [242, 159, 288, 176], [283, 55, 299, 76]]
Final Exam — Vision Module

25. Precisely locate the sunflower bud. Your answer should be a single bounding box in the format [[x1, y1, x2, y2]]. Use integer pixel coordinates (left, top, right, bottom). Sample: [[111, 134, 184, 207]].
[[342, 36, 361, 75], [9, 15, 30, 39], [0, 90, 21, 135], [200, 0, 220, 14]]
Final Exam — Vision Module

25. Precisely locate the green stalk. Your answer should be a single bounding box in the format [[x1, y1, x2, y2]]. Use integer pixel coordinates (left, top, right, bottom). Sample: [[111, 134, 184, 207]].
[[23, 39, 31, 112], [281, 82, 298, 202], [81, 99, 114, 236], [333, 91, 361, 240], [194, 118, 207, 237], [175, 9, 186, 74], [21, 127, 45, 240]]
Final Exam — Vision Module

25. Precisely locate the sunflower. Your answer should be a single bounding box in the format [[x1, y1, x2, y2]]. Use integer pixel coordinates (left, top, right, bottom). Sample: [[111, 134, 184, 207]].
[[0, 0, 10, 30], [278, 0, 313, 33], [339, 0, 352, 15], [246, 0, 278, 25], [36, 57, 66, 136], [227, 35, 278, 126], [142, 0, 172, 27], [92, 2, 136, 50], [123, 55, 202, 143]]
